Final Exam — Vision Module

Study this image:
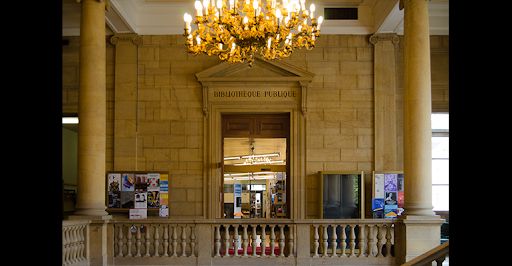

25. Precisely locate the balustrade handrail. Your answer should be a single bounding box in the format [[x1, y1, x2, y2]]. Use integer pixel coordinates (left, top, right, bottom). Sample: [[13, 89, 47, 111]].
[[107, 218, 396, 225], [401, 241, 449, 266], [63, 219, 90, 227]]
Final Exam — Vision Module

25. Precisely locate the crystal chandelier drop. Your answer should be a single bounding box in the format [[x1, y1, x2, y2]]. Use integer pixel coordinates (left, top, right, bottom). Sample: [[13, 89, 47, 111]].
[[183, 0, 324, 66]]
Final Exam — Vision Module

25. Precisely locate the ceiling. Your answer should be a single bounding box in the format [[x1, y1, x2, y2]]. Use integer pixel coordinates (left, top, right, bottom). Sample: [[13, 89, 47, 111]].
[[63, 0, 448, 36]]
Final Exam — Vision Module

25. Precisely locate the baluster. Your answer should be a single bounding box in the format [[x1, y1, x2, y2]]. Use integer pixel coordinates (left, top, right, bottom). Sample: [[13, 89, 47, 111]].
[[288, 225, 294, 257], [135, 225, 142, 257], [251, 225, 257, 257], [224, 224, 230, 257], [330, 224, 338, 257], [62, 227, 68, 264], [242, 224, 249, 256], [348, 225, 356, 257], [162, 225, 169, 256], [171, 225, 178, 257], [181, 225, 188, 257], [366, 224, 374, 257], [339, 225, 347, 257], [79, 224, 86, 261], [190, 225, 196, 257], [260, 225, 266, 257], [269, 225, 276, 256], [117, 225, 124, 257], [214, 226, 221, 257], [71, 226, 78, 264], [153, 225, 160, 257], [312, 225, 319, 257], [278, 225, 286, 257], [233, 224, 240, 256], [376, 224, 384, 257], [436, 255, 446, 266], [145, 225, 151, 256], [385, 225, 392, 257], [126, 225, 133, 257], [322, 225, 328, 257], [357, 224, 366, 257], [64, 226, 70, 264]]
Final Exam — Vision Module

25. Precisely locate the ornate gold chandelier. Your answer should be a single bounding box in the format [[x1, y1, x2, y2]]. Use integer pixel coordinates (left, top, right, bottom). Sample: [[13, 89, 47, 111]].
[[183, 0, 324, 66]]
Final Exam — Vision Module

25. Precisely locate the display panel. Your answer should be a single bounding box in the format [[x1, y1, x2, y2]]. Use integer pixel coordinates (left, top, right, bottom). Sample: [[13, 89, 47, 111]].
[[372, 171, 404, 219], [319, 171, 364, 219], [106, 171, 169, 215]]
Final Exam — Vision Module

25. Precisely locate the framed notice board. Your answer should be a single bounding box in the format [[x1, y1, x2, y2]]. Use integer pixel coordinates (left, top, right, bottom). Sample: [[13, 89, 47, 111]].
[[372, 171, 404, 219], [319, 171, 364, 219], [106, 171, 169, 214]]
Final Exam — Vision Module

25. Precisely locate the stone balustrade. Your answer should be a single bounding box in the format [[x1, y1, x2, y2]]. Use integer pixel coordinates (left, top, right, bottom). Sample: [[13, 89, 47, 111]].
[[104, 218, 397, 265], [62, 220, 89, 266]]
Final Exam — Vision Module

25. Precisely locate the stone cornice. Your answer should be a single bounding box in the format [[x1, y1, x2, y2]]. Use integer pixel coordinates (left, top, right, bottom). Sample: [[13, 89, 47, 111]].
[[369, 33, 400, 46], [110, 34, 141, 46]]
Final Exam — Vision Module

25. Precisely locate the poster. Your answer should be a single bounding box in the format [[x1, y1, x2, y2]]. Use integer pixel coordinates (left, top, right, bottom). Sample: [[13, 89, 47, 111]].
[[384, 174, 398, 192], [234, 183, 242, 218], [135, 174, 148, 190], [147, 173, 160, 191], [374, 174, 385, 198], [397, 174, 404, 192], [129, 208, 147, 219], [108, 173, 121, 192], [372, 198, 384, 211], [121, 191, 134, 208], [147, 191, 160, 208], [134, 189, 147, 209], [384, 191, 397, 205], [108, 192, 121, 208], [160, 174, 168, 192], [159, 205, 169, 217], [160, 192, 168, 206], [122, 173, 135, 191]]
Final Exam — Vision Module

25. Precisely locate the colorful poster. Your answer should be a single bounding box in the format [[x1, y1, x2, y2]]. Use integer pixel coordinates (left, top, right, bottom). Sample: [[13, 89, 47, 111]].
[[373, 209, 384, 218], [397, 191, 404, 208], [372, 198, 384, 211], [135, 174, 148, 190], [234, 183, 242, 218], [160, 174, 169, 192], [122, 173, 135, 191], [147, 191, 160, 208], [374, 174, 385, 198], [385, 192, 397, 205], [147, 173, 160, 191], [134, 189, 147, 209], [160, 192, 168, 206], [121, 191, 134, 208], [397, 174, 404, 192], [108, 192, 121, 208], [108, 173, 121, 192], [384, 174, 398, 192]]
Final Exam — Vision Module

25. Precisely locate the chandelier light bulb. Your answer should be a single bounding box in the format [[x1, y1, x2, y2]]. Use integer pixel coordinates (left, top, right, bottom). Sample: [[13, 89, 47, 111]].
[[309, 3, 315, 18], [195, 1, 203, 16], [216, 0, 223, 9]]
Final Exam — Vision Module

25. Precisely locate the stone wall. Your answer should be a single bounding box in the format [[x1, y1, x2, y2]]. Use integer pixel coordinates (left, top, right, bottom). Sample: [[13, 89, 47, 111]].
[[62, 34, 448, 219]]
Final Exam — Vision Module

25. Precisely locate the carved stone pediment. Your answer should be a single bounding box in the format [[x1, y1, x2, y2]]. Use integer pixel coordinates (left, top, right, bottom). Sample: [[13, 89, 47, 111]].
[[196, 57, 314, 115]]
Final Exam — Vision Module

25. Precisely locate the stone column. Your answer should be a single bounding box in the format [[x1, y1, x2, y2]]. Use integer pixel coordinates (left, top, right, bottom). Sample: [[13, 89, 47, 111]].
[[74, 0, 108, 217], [397, 0, 444, 263], [110, 34, 141, 170], [370, 34, 400, 171]]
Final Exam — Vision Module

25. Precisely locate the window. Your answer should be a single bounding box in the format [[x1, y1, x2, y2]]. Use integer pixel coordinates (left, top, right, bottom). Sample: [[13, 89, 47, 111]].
[[431, 113, 449, 211]]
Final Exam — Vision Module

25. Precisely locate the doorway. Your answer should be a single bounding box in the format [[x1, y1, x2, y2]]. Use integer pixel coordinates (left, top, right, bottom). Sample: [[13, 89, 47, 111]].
[[222, 114, 290, 219]]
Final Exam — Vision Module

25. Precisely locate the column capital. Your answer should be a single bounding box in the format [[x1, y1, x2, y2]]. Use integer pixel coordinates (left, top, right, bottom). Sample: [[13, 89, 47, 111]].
[[77, 0, 110, 11], [369, 33, 400, 46], [110, 33, 141, 46]]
